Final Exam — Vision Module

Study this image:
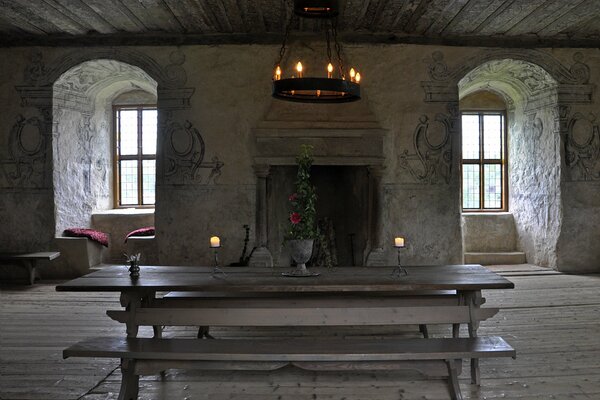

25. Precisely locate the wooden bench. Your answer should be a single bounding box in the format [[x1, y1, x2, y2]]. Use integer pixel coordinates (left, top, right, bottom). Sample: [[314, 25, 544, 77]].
[[161, 290, 462, 339], [0, 252, 60, 284], [63, 335, 516, 400]]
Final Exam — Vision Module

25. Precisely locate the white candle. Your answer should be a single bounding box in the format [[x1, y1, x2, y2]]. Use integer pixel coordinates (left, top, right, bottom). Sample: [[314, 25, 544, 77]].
[[210, 236, 221, 248], [394, 237, 405, 248]]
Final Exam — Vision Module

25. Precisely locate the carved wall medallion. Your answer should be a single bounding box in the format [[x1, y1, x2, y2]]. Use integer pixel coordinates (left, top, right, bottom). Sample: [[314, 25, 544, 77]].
[[399, 112, 454, 185], [565, 112, 600, 181], [1, 114, 50, 188], [161, 113, 224, 185]]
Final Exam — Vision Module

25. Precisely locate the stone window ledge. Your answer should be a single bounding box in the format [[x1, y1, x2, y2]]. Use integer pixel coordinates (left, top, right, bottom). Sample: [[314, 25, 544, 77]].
[[92, 208, 155, 217], [461, 211, 512, 216]]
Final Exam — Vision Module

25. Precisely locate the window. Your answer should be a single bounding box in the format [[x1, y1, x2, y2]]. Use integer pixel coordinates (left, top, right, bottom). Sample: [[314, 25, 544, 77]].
[[461, 111, 507, 211], [114, 106, 157, 207]]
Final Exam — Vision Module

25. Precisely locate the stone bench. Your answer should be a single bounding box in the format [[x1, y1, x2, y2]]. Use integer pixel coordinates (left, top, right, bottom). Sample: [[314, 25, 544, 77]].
[[126, 236, 158, 265], [0, 252, 60, 284], [54, 237, 106, 277], [63, 335, 516, 400]]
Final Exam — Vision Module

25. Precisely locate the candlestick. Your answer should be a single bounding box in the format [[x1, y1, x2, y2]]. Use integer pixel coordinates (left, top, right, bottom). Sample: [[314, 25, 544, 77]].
[[327, 63, 333, 78], [209, 236, 225, 276], [296, 62, 303, 78], [355, 72, 361, 83], [392, 237, 407, 277], [349, 68, 356, 82]]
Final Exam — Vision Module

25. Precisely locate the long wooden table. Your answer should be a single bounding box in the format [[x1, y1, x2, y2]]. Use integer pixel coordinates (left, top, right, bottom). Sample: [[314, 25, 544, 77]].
[[57, 264, 514, 386]]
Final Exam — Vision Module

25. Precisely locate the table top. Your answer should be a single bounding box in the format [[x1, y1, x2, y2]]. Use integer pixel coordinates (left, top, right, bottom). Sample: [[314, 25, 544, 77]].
[[56, 264, 514, 293]]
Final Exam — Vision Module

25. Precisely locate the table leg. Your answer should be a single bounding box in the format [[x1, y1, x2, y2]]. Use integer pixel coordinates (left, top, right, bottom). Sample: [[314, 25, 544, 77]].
[[120, 292, 142, 338], [465, 290, 483, 385]]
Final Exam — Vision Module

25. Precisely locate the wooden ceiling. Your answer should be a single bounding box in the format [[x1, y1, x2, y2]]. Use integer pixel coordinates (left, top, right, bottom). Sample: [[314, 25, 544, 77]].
[[2, 0, 600, 47]]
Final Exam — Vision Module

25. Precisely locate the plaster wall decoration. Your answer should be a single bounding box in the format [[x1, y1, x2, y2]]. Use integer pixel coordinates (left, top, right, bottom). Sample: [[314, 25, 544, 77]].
[[0, 114, 51, 189], [422, 50, 593, 104], [399, 110, 455, 185], [161, 112, 224, 185], [16, 49, 194, 113], [564, 112, 600, 181]]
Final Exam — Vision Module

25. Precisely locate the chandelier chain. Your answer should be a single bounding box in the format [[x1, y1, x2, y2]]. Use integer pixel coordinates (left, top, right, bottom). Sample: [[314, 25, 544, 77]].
[[277, 10, 296, 67], [330, 18, 345, 77]]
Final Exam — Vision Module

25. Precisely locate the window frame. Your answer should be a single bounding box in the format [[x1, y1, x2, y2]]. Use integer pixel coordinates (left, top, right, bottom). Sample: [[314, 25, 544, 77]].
[[460, 110, 508, 212], [113, 104, 157, 208]]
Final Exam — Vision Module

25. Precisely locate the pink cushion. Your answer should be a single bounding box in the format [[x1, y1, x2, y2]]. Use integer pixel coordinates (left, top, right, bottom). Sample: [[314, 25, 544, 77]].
[[125, 226, 155, 242], [63, 228, 109, 247]]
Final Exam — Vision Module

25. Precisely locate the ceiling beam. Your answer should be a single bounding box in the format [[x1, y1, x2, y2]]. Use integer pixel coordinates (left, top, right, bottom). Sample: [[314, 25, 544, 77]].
[[2, 31, 600, 48]]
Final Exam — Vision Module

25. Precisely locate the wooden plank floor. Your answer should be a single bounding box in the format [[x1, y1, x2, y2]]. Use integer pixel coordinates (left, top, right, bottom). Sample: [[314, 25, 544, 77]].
[[1, 264, 599, 399]]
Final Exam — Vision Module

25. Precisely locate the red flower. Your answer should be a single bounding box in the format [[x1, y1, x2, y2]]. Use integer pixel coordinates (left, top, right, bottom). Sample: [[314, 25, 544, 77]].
[[288, 193, 298, 202], [290, 212, 301, 225]]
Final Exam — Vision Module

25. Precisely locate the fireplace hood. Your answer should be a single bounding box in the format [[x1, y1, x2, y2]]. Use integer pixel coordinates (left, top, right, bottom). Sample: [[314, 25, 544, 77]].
[[253, 95, 386, 166]]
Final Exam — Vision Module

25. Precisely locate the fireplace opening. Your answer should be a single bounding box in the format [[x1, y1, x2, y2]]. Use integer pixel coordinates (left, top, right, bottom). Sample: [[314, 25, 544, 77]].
[[268, 165, 369, 267]]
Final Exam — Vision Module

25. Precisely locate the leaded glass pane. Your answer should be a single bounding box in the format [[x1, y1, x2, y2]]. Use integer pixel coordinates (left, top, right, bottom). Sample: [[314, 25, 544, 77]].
[[142, 160, 156, 205], [119, 110, 138, 156], [484, 164, 502, 209], [462, 165, 480, 209], [142, 109, 157, 155], [483, 114, 502, 159], [462, 114, 480, 159], [120, 160, 138, 205]]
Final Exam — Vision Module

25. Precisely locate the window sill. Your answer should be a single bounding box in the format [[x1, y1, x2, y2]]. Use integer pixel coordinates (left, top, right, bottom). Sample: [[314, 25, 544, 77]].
[[92, 208, 155, 217], [461, 211, 512, 216]]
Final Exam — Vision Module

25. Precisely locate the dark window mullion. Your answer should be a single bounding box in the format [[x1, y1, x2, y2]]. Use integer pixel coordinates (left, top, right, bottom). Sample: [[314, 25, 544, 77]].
[[137, 108, 143, 205], [479, 114, 485, 210]]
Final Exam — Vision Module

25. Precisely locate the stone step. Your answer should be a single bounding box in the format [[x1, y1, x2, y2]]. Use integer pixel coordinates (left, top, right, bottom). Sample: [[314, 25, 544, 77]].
[[464, 252, 527, 265]]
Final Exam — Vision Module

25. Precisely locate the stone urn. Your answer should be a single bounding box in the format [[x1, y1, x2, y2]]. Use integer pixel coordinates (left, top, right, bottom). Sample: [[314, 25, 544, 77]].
[[286, 239, 316, 276]]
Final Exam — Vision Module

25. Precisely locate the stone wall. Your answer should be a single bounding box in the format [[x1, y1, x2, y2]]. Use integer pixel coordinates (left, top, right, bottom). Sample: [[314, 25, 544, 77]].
[[0, 44, 598, 274]]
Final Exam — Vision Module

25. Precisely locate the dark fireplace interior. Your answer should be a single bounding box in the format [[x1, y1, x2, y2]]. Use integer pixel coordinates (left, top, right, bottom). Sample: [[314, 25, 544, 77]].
[[268, 165, 369, 266]]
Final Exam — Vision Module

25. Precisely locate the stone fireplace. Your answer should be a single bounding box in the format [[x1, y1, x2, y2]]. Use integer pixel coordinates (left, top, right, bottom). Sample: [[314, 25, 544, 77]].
[[249, 98, 387, 267]]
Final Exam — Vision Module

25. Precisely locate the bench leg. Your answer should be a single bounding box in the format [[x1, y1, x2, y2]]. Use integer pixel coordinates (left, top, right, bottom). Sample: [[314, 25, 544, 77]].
[[118, 359, 139, 400], [23, 260, 36, 285], [452, 323, 460, 338], [153, 325, 163, 339], [446, 359, 463, 400], [197, 326, 214, 339], [419, 324, 429, 338]]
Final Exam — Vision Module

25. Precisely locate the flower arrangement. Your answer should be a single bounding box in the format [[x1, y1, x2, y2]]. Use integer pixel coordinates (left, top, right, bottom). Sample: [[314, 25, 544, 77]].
[[286, 145, 317, 240]]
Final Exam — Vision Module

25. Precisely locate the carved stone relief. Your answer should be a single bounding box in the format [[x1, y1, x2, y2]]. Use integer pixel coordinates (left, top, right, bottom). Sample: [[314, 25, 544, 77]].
[[564, 112, 600, 181], [161, 112, 224, 185], [422, 50, 593, 104], [399, 107, 456, 185], [5, 49, 198, 192], [0, 114, 50, 188]]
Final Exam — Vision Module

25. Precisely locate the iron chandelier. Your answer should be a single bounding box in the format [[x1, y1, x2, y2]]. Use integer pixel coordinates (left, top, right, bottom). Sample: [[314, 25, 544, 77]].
[[272, 0, 361, 103]]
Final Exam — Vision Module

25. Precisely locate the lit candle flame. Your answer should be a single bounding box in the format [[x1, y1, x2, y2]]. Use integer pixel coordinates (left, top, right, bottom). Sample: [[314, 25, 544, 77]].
[[317, 89, 321, 97], [327, 63, 333, 78], [275, 65, 282, 80], [296, 62, 303, 78], [350, 68, 356, 82], [355, 72, 361, 83]]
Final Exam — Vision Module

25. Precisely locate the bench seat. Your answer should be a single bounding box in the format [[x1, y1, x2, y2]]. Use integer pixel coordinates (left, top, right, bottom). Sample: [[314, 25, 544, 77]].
[[64, 336, 515, 400]]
